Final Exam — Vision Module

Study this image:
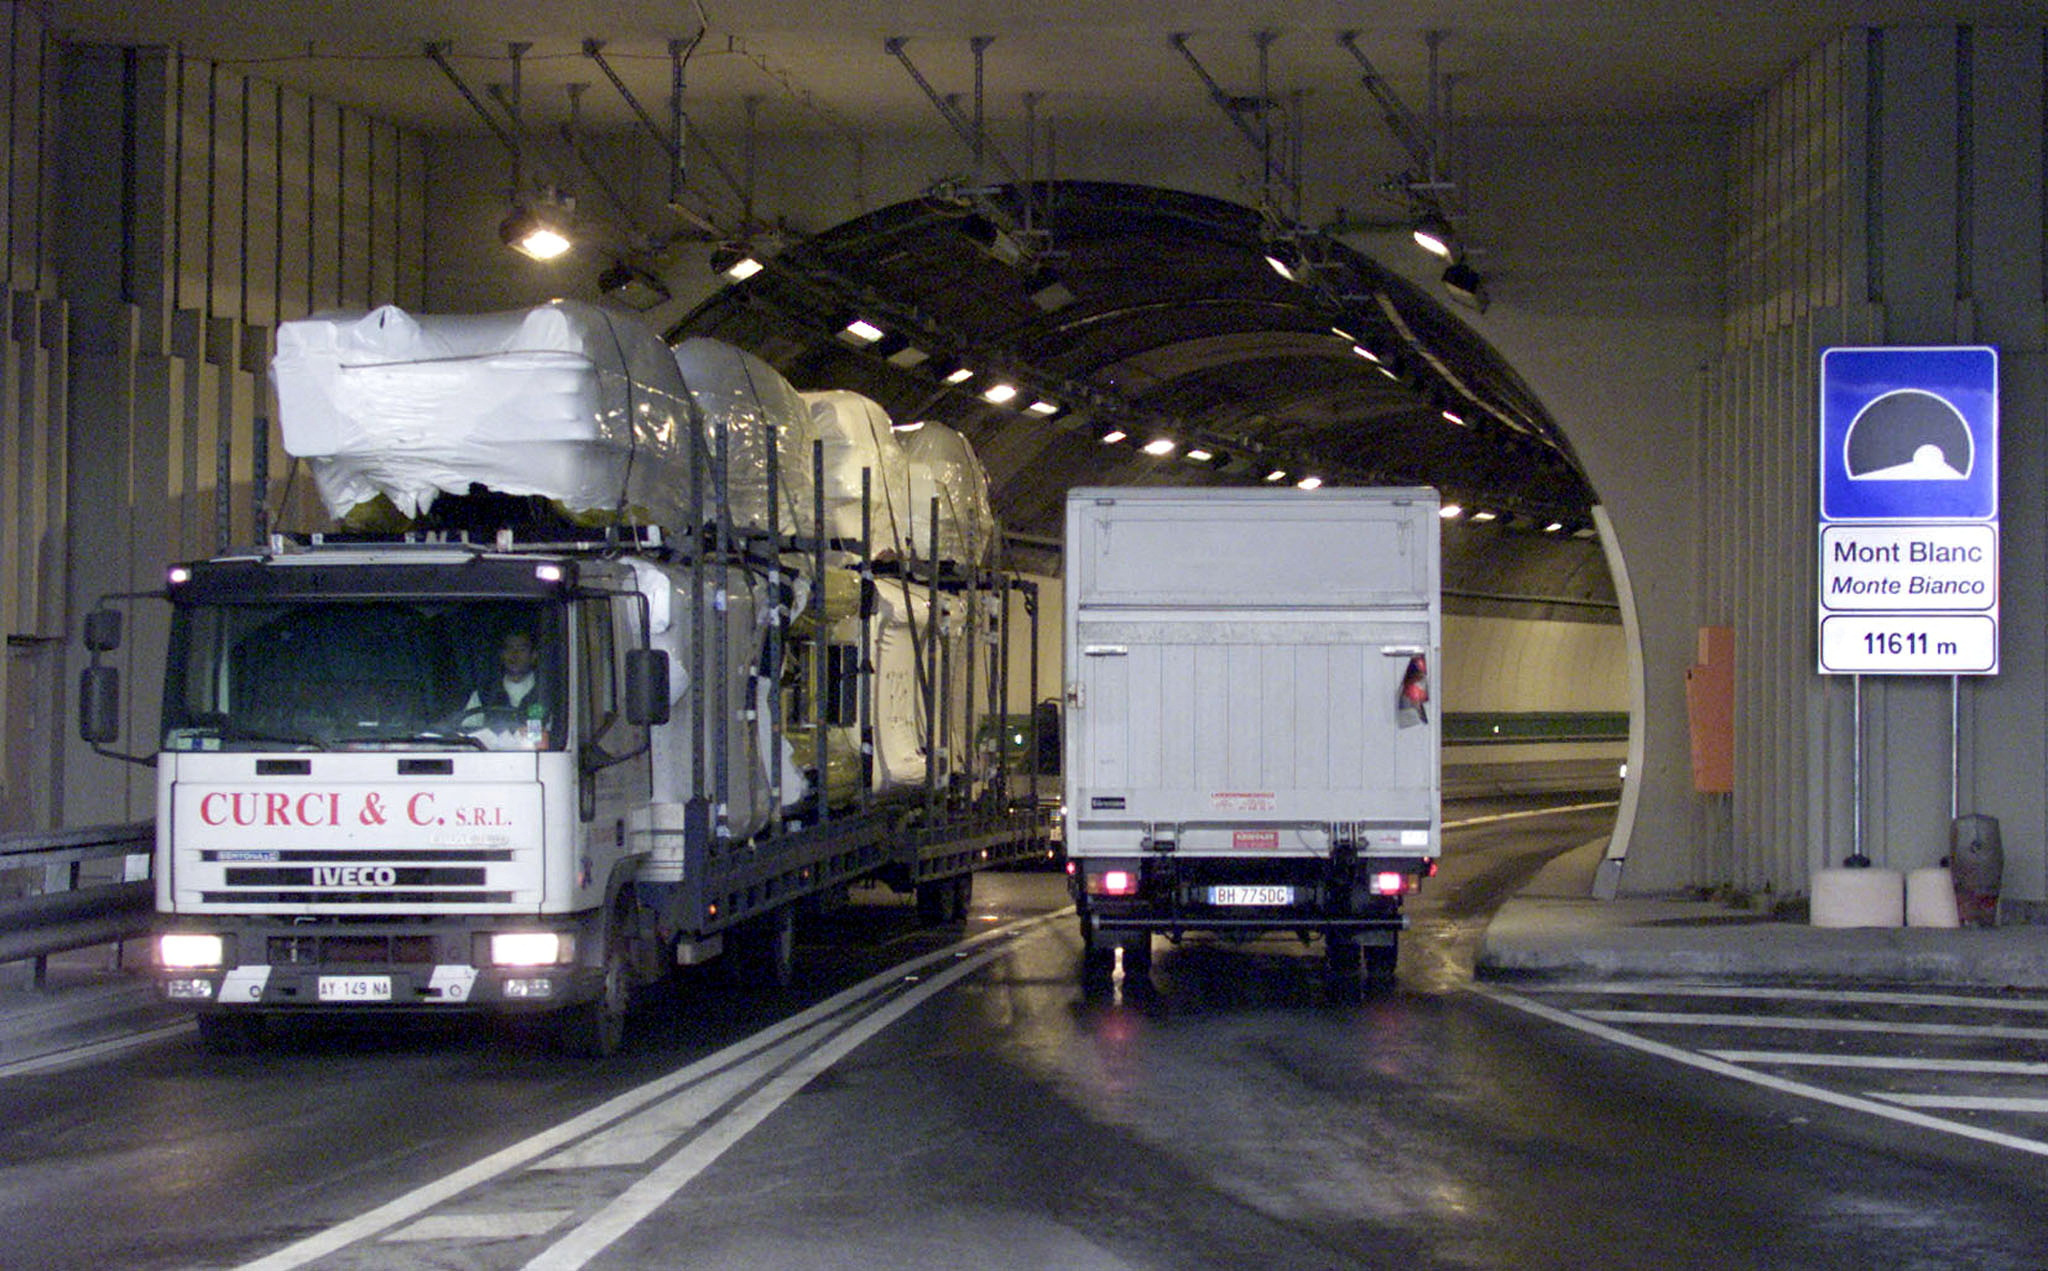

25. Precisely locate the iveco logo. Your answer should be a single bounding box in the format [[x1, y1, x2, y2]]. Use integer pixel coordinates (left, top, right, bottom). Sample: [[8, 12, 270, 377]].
[[314, 866, 397, 887]]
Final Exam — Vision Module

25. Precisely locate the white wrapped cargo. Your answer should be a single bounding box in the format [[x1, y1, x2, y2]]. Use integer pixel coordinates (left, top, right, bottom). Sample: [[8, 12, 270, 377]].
[[899, 420, 997, 567], [273, 301, 700, 528], [672, 337, 818, 534], [801, 390, 915, 558]]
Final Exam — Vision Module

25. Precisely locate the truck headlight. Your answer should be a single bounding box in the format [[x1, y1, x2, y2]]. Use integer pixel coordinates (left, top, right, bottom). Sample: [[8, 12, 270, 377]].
[[490, 932, 572, 966], [160, 933, 225, 969]]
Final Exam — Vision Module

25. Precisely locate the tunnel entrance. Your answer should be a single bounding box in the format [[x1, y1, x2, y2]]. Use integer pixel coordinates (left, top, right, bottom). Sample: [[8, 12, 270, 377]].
[[671, 180, 1630, 801]]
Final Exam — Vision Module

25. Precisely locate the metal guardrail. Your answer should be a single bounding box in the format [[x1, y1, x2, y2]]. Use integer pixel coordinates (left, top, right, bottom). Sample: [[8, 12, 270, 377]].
[[0, 822, 154, 985]]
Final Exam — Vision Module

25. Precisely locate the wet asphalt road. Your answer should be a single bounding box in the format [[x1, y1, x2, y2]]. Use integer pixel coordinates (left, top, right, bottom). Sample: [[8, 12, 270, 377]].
[[6, 799, 2048, 1269]]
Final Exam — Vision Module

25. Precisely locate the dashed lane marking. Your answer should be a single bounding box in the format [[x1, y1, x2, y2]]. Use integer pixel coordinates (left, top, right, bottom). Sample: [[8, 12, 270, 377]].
[[1706, 1051, 2048, 1076], [1577, 1009, 2048, 1042], [1473, 983, 2048, 1161], [1536, 982, 2048, 1013], [1872, 1094, 2048, 1114]]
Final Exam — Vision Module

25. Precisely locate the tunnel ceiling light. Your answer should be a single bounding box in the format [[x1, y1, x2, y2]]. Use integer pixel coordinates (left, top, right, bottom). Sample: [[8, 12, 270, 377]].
[[981, 382, 1020, 405], [1028, 273, 1076, 312], [1352, 344, 1382, 364], [1186, 447, 1214, 462], [1441, 408, 1467, 426], [500, 203, 574, 261], [1411, 213, 1457, 261], [1027, 400, 1060, 417], [941, 364, 975, 385], [1331, 325, 1357, 342], [1440, 503, 1463, 519], [1264, 468, 1288, 483], [960, 212, 1028, 266], [1441, 260, 1490, 312], [597, 260, 670, 311], [1296, 475, 1323, 490], [1544, 521, 1564, 533], [1471, 509, 1497, 522], [840, 318, 886, 345], [1264, 251, 1300, 282], [1098, 425, 1128, 445], [1142, 437, 1178, 457], [709, 241, 767, 281]]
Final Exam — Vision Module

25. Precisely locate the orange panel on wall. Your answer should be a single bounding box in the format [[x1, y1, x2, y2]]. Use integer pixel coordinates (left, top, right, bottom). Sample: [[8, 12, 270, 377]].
[[1686, 626, 1734, 794]]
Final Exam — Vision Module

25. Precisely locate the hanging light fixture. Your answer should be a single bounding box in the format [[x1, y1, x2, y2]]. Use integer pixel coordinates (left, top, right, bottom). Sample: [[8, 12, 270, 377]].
[[1411, 212, 1457, 260], [501, 200, 575, 261]]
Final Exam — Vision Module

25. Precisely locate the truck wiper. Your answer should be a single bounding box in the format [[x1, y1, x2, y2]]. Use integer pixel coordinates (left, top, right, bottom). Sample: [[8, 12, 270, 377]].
[[216, 727, 329, 751]]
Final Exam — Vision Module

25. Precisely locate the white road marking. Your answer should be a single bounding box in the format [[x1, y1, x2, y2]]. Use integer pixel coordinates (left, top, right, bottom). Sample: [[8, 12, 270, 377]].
[[1442, 800, 1618, 830], [529, 1014, 844, 1170], [1474, 983, 2048, 1160], [384, 1210, 575, 1242], [1579, 1009, 2048, 1042], [1706, 1051, 2048, 1076], [0, 1020, 194, 1079], [1537, 982, 2048, 1014], [519, 933, 1028, 1271], [1872, 1094, 2048, 1114], [236, 909, 1065, 1270]]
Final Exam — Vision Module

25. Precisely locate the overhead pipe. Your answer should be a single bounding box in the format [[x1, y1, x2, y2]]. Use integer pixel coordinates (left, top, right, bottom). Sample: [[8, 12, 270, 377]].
[[581, 36, 747, 206]]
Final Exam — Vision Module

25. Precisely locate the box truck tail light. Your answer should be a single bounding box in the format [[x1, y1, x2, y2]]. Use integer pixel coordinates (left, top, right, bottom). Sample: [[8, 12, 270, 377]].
[[1369, 871, 1411, 897], [1084, 868, 1140, 897]]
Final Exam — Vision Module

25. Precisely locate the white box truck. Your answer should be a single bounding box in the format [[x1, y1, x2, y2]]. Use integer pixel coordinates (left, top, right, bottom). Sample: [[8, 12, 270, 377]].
[[1062, 487, 1441, 988]]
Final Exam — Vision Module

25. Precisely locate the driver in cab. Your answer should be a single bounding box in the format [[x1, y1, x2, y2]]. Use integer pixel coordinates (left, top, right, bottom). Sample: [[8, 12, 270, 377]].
[[462, 628, 552, 748]]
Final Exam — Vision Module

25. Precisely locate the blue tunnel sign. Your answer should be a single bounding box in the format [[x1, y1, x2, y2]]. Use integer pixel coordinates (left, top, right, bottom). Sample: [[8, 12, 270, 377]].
[[1818, 346, 1999, 675], [1821, 346, 1998, 522]]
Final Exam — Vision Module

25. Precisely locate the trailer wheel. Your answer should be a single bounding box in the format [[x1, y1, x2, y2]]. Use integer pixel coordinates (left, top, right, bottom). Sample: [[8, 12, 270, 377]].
[[559, 922, 631, 1057], [196, 1012, 266, 1054], [915, 877, 961, 925], [727, 907, 798, 990]]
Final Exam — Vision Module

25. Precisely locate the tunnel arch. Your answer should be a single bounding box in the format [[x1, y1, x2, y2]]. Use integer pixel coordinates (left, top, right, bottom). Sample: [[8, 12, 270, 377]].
[[671, 181, 1620, 618]]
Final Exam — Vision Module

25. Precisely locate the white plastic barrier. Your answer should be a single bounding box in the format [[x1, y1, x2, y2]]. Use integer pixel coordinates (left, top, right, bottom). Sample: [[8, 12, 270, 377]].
[[1905, 867, 1961, 928], [1810, 866, 1905, 928]]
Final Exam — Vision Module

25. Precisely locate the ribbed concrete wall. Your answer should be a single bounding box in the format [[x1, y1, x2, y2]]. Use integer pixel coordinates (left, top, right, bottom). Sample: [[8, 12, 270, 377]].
[[1700, 28, 2048, 902]]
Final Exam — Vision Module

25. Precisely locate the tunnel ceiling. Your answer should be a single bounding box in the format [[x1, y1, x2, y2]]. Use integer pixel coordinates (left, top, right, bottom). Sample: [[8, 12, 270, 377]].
[[672, 182, 1610, 603]]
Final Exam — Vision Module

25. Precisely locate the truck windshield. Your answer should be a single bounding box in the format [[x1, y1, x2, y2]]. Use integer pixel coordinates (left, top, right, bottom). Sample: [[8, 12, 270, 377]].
[[161, 599, 567, 752]]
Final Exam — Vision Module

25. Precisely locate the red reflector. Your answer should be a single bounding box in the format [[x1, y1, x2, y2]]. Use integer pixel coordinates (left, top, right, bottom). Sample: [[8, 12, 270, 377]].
[[1102, 870, 1137, 896], [1371, 871, 1407, 896]]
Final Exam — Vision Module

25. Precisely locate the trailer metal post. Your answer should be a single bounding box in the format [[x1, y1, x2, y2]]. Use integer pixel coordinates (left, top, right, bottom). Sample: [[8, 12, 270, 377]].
[[860, 466, 875, 801], [813, 439, 829, 826], [713, 393, 734, 843], [766, 416, 783, 822]]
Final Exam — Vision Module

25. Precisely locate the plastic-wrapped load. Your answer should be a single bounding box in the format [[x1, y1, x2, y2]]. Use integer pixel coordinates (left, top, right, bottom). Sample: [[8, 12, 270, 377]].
[[672, 337, 817, 533], [801, 390, 914, 558], [899, 421, 997, 567], [273, 301, 696, 528]]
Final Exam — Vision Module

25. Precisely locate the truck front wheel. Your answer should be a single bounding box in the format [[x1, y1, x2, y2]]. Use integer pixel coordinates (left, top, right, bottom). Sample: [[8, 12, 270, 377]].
[[559, 922, 631, 1057]]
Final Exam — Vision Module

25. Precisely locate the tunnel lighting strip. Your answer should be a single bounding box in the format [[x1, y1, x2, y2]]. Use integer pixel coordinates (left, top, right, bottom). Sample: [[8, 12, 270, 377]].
[[234, 908, 1068, 1271]]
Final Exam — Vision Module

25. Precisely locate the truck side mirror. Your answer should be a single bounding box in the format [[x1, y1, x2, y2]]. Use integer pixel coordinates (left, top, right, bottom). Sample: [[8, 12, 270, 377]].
[[80, 665, 122, 744], [83, 608, 123, 653], [625, 648, 671, 726]]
